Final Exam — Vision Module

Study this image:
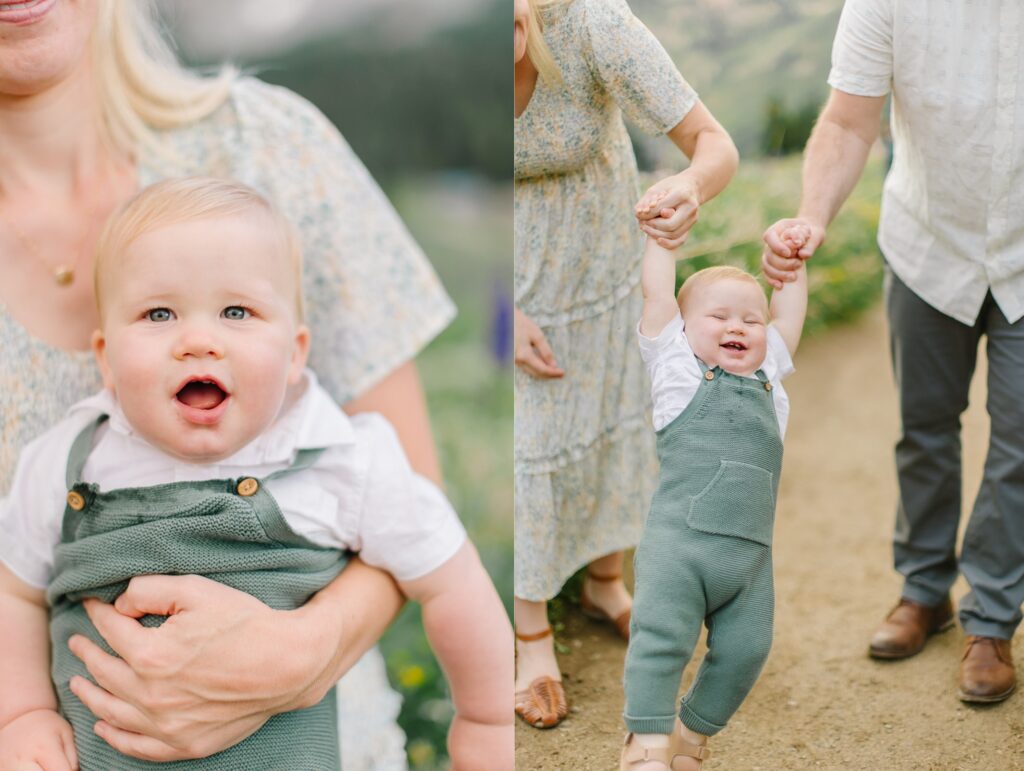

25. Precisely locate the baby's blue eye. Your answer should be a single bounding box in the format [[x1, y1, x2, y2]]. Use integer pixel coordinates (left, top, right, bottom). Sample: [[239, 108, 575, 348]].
[[147, 308, 173, 322], [223, 306, 250, 321]]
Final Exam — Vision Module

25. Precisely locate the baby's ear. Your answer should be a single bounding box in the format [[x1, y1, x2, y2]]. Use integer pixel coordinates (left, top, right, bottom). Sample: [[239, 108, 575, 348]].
[[288, 325, 311, 384], [91, 329, 116, 391]]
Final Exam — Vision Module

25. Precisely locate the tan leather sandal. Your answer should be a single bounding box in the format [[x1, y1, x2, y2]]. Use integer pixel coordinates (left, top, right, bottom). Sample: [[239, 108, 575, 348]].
[[514, 627, 568, 729], [619, 721, 711, 770], [580, 570, 631, 640]]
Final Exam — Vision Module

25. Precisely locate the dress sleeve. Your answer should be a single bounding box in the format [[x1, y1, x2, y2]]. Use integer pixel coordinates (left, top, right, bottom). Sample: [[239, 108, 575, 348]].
[[226, 79, 457, 404], [828, 0, 894, 98], [580, 0, 698, 135], [350, 414, 466, 582]]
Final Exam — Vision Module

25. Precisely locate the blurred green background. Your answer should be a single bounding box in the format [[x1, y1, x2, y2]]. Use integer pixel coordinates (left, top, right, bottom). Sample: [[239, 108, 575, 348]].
[[157, 1, 510, 768]]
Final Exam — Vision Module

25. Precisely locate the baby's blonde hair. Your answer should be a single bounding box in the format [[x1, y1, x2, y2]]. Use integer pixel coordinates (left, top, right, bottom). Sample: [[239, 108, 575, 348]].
[[94, 177, 304, 321], [677, 266, 769, 318]]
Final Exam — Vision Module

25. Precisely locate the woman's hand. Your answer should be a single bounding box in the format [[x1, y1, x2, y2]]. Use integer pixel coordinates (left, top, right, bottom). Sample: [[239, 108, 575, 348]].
[[65, 574, 346, 762], [635, 173, 701, 249], [514, 307, 564, 379]]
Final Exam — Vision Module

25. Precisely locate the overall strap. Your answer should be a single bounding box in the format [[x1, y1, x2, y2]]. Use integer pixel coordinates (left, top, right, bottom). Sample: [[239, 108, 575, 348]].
[[753, 368, 769, 384], [65, 414, 109, 489]]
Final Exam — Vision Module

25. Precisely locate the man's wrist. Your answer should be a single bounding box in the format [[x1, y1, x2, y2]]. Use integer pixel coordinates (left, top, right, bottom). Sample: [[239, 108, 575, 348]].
[[283, 602, 344, 710]]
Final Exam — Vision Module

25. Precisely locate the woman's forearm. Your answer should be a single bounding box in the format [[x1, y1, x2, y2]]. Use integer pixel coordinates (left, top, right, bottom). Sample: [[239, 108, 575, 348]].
[[665, 100, 739, 205], [343, 360, 443, 486]]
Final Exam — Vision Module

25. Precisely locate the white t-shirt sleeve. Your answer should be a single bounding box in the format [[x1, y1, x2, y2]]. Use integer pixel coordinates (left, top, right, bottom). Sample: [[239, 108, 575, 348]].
[[828, 0, 894, 97], [0, 412, 93, 589], [637, 312, 703, 431], [765, 325, 796, 383], [348, 414, 466, 582]]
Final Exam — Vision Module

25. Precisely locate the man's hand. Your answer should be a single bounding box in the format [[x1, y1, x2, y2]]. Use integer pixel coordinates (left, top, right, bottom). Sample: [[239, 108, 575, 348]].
[[761, 217, 826, 289], [66, 575, 339, 762]]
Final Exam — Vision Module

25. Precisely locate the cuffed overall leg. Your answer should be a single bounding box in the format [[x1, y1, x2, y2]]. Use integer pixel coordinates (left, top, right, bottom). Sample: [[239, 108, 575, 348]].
[[959, 302, 1024, 639], [623, 527, 773, 737], [887, 270, 982, 605], [679, 546, 773, 735]]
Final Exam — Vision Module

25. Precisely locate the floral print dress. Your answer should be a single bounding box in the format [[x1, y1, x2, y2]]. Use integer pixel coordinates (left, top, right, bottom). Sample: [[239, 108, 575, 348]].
[[0, 77, 455, 770], [514, 0, 697, 601]]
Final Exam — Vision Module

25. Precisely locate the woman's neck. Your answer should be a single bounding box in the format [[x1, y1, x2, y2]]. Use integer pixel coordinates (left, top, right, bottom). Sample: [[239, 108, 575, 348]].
[[0, 61, 125, 199]]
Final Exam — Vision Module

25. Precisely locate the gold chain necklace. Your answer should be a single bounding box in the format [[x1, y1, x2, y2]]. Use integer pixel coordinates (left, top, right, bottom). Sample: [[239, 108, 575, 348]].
[[0, 200, 97, 287]]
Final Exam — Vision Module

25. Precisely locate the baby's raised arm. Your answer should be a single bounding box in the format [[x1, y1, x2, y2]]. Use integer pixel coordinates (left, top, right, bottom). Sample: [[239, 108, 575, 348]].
[[768, 225, 810, 355], [640, 234, 685, 338], [399, 543, 513, 771], [0, 562, 78, 770]]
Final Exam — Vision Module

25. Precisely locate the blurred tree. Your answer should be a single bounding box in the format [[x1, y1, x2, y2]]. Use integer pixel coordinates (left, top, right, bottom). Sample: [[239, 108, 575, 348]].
[[761, 95, 818, 156], [254, 1, 509, 184]]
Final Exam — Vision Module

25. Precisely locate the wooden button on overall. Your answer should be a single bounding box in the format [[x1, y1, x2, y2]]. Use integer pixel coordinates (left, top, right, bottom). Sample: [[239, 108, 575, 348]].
[[237, 478, 259, 497], [704, 370, 715, 380], [764, 382, 773, 392], [66, 491, 86, 511]]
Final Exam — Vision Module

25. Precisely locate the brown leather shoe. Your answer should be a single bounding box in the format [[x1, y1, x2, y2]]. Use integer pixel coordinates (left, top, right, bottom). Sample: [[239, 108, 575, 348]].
[[958, 635, 1016, 703], [868, 596, 954, 659]]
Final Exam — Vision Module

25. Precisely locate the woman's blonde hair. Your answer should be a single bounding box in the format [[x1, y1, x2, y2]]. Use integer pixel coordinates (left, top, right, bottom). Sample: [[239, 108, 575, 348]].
[[526, 0, 565, 85], [677, 266, 769, 318], [94, 177, 304, 321], [91, 0, 238, 160]]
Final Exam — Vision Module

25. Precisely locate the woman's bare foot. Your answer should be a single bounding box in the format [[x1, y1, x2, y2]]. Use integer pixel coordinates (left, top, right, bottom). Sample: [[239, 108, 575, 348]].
[[514, 597, 562, 691], [583, 572, 633, 621], [515, 629, 562, 691]]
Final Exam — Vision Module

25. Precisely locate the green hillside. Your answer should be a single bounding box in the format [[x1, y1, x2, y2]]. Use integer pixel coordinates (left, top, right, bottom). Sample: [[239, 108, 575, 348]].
[[631, 0, 844, 158]]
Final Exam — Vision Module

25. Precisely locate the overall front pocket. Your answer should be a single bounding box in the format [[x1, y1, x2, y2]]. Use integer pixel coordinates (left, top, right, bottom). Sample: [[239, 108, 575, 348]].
[[687, 460, 776, 546]]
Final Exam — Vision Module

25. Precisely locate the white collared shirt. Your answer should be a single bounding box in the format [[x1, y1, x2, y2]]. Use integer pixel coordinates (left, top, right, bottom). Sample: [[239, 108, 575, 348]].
[[0, 370, 466, 589], [637, 314, 795, 437], [829, 0, 1024, 325]]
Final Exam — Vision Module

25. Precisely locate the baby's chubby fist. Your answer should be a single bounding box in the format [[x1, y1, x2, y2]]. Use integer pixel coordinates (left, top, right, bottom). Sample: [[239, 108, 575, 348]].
[[780, 223, 812, 251]]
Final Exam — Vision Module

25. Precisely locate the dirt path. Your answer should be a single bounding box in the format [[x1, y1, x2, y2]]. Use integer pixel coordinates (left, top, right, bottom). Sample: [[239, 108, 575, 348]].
[[516, 305, 1024, 770]]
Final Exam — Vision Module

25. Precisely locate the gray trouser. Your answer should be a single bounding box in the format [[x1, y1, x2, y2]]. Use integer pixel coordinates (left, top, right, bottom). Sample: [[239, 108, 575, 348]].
[[887, 268, 1024, 639]]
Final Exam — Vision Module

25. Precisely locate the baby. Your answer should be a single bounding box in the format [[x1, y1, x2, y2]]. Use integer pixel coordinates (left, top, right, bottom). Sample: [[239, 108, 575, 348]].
[[0, 177, 512, 771], [619, 216, 808, 770]]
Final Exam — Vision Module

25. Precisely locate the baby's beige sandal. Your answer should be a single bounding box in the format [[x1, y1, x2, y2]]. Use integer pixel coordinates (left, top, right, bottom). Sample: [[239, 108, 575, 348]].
[[620, 725, 710, 771], [514, 627, 568, 729]]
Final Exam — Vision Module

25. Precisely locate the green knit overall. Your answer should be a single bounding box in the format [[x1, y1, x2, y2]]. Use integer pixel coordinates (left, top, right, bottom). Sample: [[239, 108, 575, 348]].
[[47, 416, 349, 770], [623, 361, 782, 737]]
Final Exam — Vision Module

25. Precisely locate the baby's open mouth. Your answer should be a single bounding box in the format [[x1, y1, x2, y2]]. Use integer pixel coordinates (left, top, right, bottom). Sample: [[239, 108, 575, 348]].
[[721, 341, 747, 351], [176, 379, 228, 410]]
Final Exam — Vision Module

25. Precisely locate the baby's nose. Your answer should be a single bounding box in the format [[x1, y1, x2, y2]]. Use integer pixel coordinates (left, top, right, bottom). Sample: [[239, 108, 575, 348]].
[[174, 326, 225, 360]]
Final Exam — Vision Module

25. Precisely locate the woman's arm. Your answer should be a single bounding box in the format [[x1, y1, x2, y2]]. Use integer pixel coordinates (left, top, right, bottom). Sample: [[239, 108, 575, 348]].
[[636, 101, 740, 249], [68, 559, 403, 762], [343, 359, 442, 485]]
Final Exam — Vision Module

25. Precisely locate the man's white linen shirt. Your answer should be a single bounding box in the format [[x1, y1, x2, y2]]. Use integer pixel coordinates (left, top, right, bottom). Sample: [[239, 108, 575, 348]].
[[829, 0, 1024, 325], [637, 314, 795, 437], [0, 370, 466, 590]]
